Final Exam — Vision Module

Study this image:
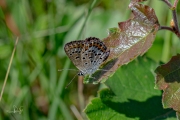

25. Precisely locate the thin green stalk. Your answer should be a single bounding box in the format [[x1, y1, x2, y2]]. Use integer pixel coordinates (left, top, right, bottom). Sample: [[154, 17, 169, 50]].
[[77, 0, 99, 39], [0, 37, 19, 102]]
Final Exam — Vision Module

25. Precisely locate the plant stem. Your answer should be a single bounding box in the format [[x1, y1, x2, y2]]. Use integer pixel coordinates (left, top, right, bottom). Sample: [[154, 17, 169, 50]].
[[172, 9, 180, 35], [159, 26, 174, 32], [161, 0, 180, 37], [172, 0, 180, 35], [0, 37, 19, 102], [173, 0, 179, 7], [162, 0, 172, 7]]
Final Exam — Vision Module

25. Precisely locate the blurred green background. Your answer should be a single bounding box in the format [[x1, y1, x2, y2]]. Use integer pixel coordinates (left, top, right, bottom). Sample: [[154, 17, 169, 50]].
[[0, 0, 179, 119]]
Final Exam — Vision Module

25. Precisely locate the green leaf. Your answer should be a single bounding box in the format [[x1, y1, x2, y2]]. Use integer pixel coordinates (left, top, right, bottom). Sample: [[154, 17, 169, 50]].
[[105, 57, 160, 101], [85, 57, 176, 119], [155, 54, 180, 114], [84, 97, 124, 120]]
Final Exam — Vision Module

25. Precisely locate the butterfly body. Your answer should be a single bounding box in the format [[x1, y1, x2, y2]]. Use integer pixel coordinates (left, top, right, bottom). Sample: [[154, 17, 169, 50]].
[[64, 37, 110, 77]]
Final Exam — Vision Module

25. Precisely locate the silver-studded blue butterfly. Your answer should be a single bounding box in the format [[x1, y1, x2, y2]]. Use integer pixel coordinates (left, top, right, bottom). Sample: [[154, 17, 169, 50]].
[[64, 37, 110, 78]]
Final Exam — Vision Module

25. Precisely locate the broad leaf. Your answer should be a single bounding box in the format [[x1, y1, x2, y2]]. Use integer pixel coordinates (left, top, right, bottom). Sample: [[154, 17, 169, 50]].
[[85, 3, 160, 84], [85, 57, 176, 119], [155, 54, 180, 117]]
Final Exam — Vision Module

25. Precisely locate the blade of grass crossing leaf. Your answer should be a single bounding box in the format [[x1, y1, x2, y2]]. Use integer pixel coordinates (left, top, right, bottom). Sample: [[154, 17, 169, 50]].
[[0, 37, 19, 102]]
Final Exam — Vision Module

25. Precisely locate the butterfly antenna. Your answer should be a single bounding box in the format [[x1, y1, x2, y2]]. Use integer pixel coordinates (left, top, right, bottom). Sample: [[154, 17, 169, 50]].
[[58, 69, 79, 72], [65, 73, 79, 89]]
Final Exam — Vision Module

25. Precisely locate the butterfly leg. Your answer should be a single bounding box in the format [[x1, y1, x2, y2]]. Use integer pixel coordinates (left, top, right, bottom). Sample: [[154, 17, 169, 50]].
[[83, 75, 96, 83], [89, 75, 96, 80]]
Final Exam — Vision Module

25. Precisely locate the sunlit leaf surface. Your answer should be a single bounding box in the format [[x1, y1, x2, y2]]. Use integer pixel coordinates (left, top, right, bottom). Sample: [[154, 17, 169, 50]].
[[85, 3, 160, 83]]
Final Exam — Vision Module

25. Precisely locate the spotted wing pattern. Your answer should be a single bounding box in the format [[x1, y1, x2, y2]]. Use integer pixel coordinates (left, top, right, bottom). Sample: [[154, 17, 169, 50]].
[[64, 37, 110, 76]]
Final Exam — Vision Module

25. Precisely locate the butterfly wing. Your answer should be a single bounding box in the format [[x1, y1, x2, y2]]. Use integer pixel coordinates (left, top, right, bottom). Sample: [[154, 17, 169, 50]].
[[64, 40, 85, 71], [80, 37, 110, 75]]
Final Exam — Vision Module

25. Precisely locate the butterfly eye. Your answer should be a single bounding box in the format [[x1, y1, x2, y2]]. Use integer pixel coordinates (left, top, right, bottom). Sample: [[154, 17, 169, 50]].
[[78, 72, 84, 76]]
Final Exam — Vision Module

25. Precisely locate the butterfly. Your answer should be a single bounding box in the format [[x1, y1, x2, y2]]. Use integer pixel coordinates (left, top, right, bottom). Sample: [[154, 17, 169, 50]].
[[64, 37, 110, 76]]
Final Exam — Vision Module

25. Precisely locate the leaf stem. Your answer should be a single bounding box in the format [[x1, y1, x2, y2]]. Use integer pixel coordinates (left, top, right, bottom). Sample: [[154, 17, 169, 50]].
[[159, 26, 174, 32], [162, 0, 172, 7], [173, 0, 179, 7], [172, 9, 180, 35], [172, 0, 180, 35], [161, 0, 180, 37]]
